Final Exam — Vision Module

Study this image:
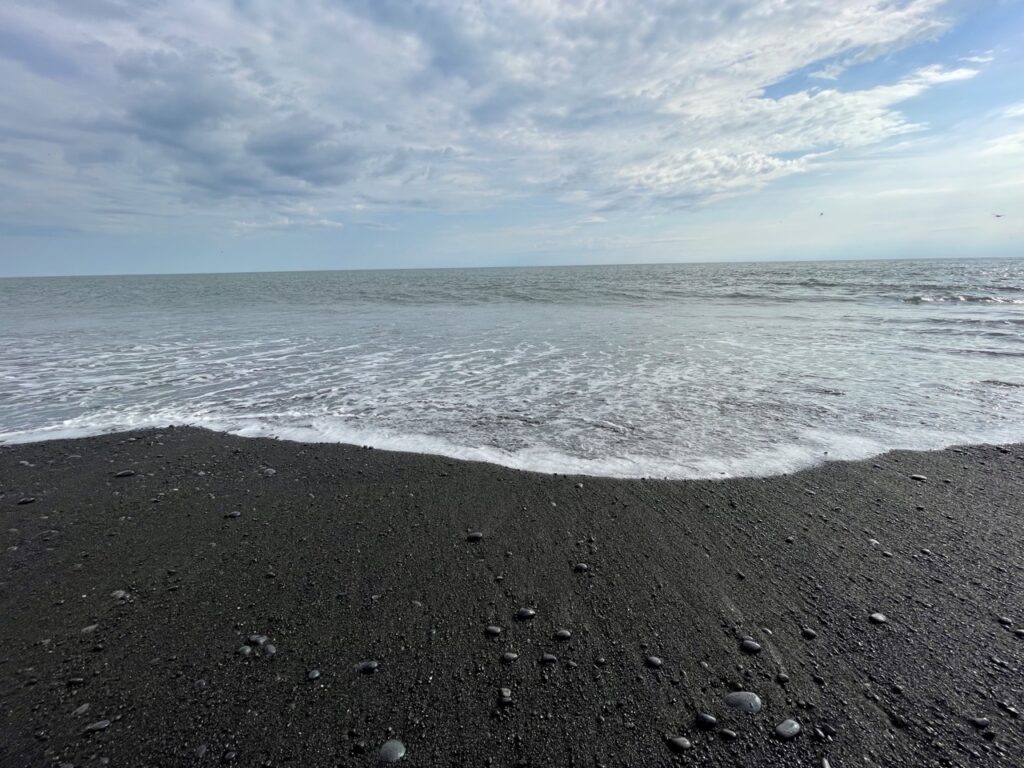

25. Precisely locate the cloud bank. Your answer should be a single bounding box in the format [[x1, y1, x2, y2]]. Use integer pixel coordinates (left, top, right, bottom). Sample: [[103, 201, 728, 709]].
[[0, 0, 1001, 240]]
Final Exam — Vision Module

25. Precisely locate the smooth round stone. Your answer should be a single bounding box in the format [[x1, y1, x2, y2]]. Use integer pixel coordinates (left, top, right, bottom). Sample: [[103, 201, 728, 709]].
[[801, 627, 818, 640], [501, 652, 519, 663], [645, 655, 663, 669], [356, 660, 380, 674], [237, 645, 253, 658], [695, 713, 717, 730], [869, 612, 888, 624], [515, 608, 536, 621], [554, 629, 572, 641], [594, 657, 607, 667], [997, 616, 1012, 626], [307, 669, 321, 681], [378, 739, 406, 763], [969, 717, 990, 729], [719, 729, 737, 741], [573, 563, 590, 573], [261, 643, 276, 658], [248, 634, 269, 647], [724, 691, 762, 714], [740, 639, 762, 655], [466, 531, 483, 542], [665, 735, 692, 753], [775, 719, 801, 740], [485, 625, 502, 637], [540, 653, 558, 665], [776, 673, 790, 684], [225, 511, 241, 518]]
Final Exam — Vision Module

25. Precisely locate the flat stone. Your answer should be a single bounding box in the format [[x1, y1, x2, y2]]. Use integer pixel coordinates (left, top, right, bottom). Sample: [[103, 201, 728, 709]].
[[110, 590, 128, 600], [554, 629, 572, 641], [695, 713, 717, 730], [801, 627, 818, 640], [485, 625, 502, 637], [515, 607, 536, 621], [665, 735, 692, 753], [237, 645, 253, 658], [968, 717, 990, 729], [909, 474, 927, 482], [355, 660, 379, 674], [501, 652, 519, 663], [540, 653, 558, 665], [379, 739, 406, 763], [719, 729, 737, 741], [17, 497, 36, 505], [645, 655, 663, 669], [740, 639, 762, 654], [997, 616, 1012, 626], [466, 531, 483, 542], [775, 719, 801, 740], [84, 719, 111, 732], [72, 703, 91, 716], [225, 511, 241, 518], [499, 687, 512, 705], [114, 470, 136, 478], [869, 612, 888, 624], [307, 669, 321, 681], [776, 673, 790, 684], [574, 563, 590, 573], [724, 691, 762, 714]]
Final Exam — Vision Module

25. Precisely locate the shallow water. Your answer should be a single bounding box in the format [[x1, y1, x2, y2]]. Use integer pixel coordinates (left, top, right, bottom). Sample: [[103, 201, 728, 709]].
[[2, 259, 1023, 477]]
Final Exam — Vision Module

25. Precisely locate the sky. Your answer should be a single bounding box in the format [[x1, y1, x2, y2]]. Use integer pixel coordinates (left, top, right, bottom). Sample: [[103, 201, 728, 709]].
[[0, 0, 1022, 276]]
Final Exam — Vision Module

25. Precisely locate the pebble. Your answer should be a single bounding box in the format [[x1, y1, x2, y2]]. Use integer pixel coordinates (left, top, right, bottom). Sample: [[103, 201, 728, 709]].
[[515, 608, 536, 621], [110, 590, 128, 600], [665, 735, 692, 753], [801, 627, 818, 640], [594, 657, 607, 666], [540, 653, 558, 665], [501, 652, 519, 663], [261, 643, 277, 658], [261, 467, 276, 477], [869, 612, 888, 624], [81, 624, 98, 634], [909, 474, 927, 482], [237, 645, 253, 658], [225, 511, 241, 518], [307, 669, 321, 681], [84, 720, 111, 732], [248, 635, 269, 647], [573, 563, 590, 573], [696, 713, 717, 730], [645, 655, 663, 669], [72, 703, 91, 716], [776, 673, 790, 684], [114, 470, 136, 478], [740, 639, 762, 655], [724, 691, 762, 714], [466, 531, 483, 542], [997, 616, 1012, 626], [485, 625, 502, 637], [356, 660, 380, 674], [775, 719, 801, 740], [379, 739, 406, 763], [17, 497, 36, 505], [968, 717, 990, 729], [719, 729, 737, 741], [499, 687, 512, 705], [554, 629, 572, 641]]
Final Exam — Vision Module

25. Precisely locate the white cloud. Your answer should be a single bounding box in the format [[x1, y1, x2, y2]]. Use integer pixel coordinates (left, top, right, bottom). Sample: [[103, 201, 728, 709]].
[[0, 0, 997, 235]]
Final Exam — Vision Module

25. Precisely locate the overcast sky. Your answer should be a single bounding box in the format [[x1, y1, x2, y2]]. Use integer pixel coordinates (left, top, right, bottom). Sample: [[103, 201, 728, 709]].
[[1, 0, 1022, 276]]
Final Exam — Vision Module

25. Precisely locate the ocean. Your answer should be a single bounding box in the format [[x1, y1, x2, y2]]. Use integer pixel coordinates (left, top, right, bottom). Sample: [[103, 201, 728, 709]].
[[2, 258, 1023, 478]]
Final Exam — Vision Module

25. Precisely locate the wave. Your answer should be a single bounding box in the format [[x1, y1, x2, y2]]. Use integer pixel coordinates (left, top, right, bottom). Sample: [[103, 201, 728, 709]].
[[903, 294, 1024, 305]]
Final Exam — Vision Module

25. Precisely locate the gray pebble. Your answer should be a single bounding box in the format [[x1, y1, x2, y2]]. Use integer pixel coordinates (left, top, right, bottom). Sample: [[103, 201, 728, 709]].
[[466, 531, 483, 542], [378, 739, 406, 763], [247, 634, 269, 647], [574, 563, 590, 573], [261, 643, 276, 658], [356, 660, 379, 674], [501, 652, 519, 663], [307, 669, 321, 681], [540, 653, 558, 665], [724, 691, 762, 714], [969, 716, 990, 729], [515, 607, 536, 621], [645, 655, 663, 669], [554, 629, 572, 641], [869, 612, 888, 624], [719, 728, 737, 741], [72, 703, 91, 716], [740, 639, 762, 654], [696, 713, 717, 730], [775, 719, 801, 740], [485, 625, 502, 637], [909, 474, 927, 482], [17, 497, 36, 505], [665, 735, 692, 752], [801, 627, 817, 639], [114, 470, 136, 478], [84, 719, 111, 732], [776, 673, 790, 684], [110, 590, 128, 600], [225, 511, 241, 518], [237, 645, 253, 658]]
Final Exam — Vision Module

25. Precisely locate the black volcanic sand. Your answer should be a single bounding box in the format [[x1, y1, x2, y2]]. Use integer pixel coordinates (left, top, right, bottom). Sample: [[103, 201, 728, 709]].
[[2, 428, 1022, 767]]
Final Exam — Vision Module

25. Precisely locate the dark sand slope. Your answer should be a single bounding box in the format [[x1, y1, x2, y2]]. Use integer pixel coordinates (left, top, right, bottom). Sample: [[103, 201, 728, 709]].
[[1, 429, 1022, 767]]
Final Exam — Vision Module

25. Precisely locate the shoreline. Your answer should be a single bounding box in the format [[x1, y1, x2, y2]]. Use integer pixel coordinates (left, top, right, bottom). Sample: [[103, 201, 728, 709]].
[[2, 427, 1022, 766]]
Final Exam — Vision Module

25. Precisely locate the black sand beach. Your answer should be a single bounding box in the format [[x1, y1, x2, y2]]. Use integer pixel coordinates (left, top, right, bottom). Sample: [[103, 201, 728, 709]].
[[1, 427, 1022, 767]]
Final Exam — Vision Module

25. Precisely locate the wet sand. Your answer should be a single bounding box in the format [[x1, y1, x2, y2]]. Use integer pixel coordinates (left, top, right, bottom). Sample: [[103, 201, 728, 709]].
[[1, 427, 1022, 766]]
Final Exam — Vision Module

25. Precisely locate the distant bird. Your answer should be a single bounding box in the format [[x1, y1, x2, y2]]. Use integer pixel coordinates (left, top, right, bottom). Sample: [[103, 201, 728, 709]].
[[993, 214, 1004, 218], [819, 212, 824, 216]]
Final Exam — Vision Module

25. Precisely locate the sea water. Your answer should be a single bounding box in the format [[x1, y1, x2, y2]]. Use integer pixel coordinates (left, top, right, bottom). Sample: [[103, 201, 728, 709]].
[[2, 259, 1023, 478]]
